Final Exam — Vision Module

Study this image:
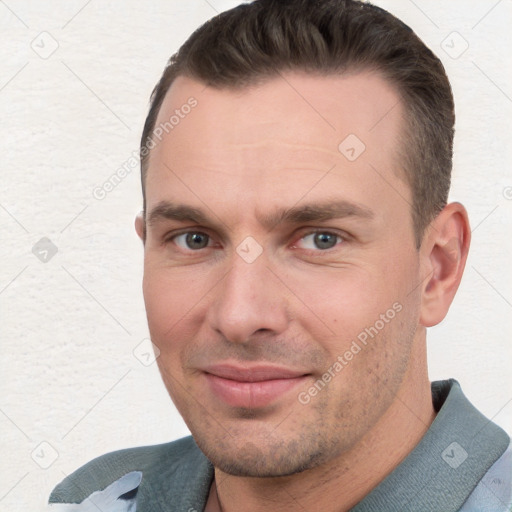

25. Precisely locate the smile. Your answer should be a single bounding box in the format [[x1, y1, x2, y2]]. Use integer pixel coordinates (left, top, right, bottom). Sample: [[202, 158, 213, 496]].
[[201, 364, 310, 409]]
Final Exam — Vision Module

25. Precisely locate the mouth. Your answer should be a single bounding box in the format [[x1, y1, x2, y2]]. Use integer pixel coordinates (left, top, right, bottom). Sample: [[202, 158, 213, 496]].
[[201, 363, 310, 409]]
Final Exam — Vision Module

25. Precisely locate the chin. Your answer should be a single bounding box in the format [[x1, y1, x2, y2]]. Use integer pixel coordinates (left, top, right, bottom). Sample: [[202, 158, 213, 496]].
[[192, 428, 332, 478]]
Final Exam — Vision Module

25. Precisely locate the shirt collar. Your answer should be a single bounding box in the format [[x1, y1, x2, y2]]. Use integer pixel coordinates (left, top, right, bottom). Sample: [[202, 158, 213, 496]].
[[351, 379, 510, 511]]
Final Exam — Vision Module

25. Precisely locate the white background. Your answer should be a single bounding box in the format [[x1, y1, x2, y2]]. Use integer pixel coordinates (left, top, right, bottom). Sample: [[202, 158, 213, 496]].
[[0, 1, 511, 510]]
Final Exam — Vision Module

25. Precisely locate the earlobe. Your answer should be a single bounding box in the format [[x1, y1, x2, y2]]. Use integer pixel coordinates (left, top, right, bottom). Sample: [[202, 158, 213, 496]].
[[135, 211, 146, 244], [419, 202, 471, 327]]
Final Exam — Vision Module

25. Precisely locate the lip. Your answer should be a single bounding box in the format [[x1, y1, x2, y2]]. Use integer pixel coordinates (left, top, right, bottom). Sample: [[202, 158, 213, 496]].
[[201, 364, 309, 408]]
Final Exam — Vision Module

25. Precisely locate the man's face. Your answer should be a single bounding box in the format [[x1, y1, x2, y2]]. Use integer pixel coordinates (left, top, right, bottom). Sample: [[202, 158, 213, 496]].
[[140, 72, 424, 477]]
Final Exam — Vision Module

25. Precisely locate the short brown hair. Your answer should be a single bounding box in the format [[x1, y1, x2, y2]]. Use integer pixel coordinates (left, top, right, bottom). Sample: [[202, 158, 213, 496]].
[[140, 0, 455, 246]]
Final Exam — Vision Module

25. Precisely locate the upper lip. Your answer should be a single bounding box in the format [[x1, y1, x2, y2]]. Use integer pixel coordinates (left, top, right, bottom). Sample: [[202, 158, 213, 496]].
[[202, 364, 309, 382]]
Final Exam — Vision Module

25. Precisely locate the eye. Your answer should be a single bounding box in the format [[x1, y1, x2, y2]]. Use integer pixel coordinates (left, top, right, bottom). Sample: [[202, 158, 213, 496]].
[[296, 231, 343, 251], [173, 232, 212, 250]]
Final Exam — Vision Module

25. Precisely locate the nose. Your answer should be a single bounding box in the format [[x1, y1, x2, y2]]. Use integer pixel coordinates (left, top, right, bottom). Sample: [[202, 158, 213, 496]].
[[206, 251, 290, 344]]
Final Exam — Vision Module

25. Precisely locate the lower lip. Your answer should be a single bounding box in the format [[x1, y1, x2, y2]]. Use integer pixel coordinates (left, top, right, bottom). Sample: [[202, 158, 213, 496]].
[[204, 373, 308, 408]]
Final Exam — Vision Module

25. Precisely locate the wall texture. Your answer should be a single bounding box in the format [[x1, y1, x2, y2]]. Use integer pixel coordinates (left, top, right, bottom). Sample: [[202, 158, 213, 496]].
[[0, 1, 511, 510]]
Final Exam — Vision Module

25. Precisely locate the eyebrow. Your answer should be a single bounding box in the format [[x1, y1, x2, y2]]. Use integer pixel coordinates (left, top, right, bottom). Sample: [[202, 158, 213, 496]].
[[146, 199, 374, 231], [260, 200, 374, 229], [147, 202, 211, 227]]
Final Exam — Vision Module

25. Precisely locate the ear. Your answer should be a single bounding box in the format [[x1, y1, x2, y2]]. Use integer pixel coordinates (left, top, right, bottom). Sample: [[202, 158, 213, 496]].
[[135, 211, 146, 244], [419, 202, 471, 327]]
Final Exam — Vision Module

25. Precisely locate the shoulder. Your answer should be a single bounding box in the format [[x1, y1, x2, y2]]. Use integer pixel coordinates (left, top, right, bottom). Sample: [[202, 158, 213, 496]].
[[49, 436, 205, 505], [459, 440, 512, 511]]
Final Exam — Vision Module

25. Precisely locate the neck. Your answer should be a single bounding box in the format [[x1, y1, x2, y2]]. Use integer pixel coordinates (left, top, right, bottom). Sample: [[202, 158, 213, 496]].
[[206, 337, 436, 512]]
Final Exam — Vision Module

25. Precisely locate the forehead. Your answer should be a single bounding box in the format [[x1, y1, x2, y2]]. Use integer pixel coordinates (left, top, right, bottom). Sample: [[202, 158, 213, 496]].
[[145, 71, 410, 226], [152, 71, 403, 155]]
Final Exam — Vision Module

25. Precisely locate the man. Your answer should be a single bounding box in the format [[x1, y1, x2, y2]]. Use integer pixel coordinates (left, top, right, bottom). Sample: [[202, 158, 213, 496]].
[[48, 0, 511, 510]]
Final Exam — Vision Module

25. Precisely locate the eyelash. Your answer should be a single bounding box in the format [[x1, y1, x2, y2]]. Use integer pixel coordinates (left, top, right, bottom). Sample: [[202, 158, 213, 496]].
[[164, 229, 347, 254]]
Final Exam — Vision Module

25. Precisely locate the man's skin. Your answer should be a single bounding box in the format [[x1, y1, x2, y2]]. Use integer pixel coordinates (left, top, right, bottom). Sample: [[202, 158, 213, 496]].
[[135, 71, 470, 512]]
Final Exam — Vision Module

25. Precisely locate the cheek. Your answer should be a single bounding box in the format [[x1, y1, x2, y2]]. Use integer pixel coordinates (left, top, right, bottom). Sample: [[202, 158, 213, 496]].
[[290, 255, 419, 365], [142, 265, 205, 347], [143, 268, 204, 413], [291, 267, 399, 334]]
